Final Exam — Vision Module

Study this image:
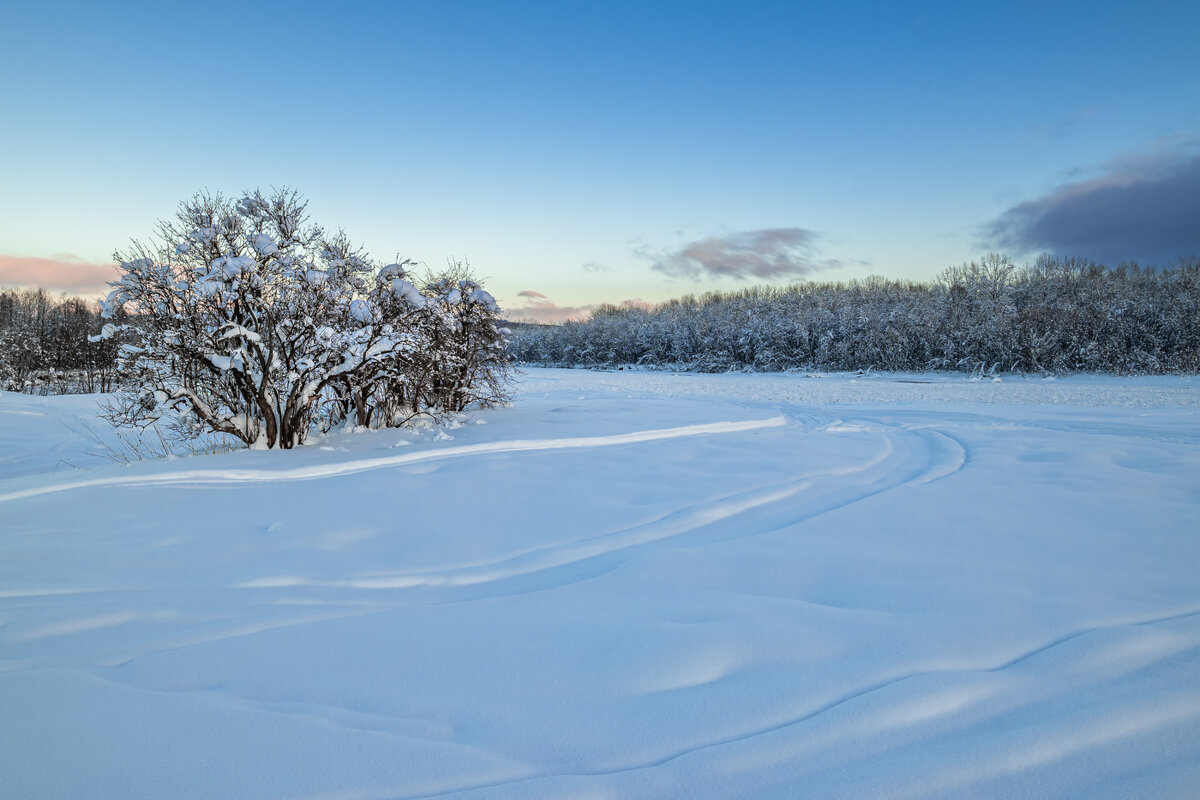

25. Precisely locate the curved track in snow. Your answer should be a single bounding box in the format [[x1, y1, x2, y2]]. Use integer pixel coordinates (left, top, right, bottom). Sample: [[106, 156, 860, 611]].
[[0, 415, 788, 503], [233, 420, 968, 600]]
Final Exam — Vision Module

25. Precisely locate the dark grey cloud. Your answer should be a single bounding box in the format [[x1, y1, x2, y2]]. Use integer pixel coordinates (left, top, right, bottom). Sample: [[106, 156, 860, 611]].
[[985, 143, 1200, 266], [641, 228, 839, 281]]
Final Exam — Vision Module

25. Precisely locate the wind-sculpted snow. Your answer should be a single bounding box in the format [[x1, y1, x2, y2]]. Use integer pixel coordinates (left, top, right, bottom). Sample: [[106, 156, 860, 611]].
[[1, 370, 1199, 799]]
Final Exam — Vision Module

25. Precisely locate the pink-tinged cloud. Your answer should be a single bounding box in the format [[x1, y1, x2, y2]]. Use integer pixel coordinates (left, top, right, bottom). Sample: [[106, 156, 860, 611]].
[[506, 292, 655, 325], [506, 290, 597, 325], [0, 254, 120, 296], [639, 228, 841, 281]]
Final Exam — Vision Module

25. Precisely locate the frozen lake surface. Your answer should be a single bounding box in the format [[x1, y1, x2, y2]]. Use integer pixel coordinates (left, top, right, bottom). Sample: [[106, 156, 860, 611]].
[[2, 368, 1198, 798]]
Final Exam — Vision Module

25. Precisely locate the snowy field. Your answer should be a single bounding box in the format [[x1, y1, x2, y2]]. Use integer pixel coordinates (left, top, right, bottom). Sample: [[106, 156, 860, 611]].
[[2, 367, 1199, 799]]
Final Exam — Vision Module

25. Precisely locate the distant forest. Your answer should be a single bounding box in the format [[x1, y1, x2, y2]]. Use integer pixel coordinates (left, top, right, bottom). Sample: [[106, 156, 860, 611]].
[[4, 254, 1200, 396], [509, 255, 1200, 375], [0, 288, 119, 394]]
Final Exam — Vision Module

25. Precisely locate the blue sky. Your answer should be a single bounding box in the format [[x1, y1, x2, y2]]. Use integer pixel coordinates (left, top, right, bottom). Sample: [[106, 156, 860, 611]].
[[2, 0, 1198, 321]]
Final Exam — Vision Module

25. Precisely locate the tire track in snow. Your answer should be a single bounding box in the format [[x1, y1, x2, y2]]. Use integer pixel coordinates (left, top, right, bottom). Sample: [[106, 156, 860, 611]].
[[236, 481, 822, 592], [236, 427, 900, 593], [0, 416, 789, 503], [236, 420, 967, 598], [911, 428, 969, 485]]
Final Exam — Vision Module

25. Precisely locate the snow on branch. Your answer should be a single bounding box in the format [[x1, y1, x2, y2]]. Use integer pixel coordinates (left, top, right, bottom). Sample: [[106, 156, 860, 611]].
[[94, 190, 512, 449]]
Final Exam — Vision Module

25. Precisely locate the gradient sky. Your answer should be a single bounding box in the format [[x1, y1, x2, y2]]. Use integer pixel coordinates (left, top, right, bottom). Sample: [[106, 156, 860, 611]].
[[2, 0, 1198, 321]]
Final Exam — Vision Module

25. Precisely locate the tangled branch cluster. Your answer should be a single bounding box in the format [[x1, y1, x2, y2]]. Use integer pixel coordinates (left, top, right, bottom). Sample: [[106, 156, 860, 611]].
[[96, 189, 510, 449]]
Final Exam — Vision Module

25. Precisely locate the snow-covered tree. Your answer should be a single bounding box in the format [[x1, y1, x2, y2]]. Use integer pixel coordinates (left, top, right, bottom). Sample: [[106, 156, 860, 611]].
[[417, 261, 511, 413], [94, 189, 510, 449]]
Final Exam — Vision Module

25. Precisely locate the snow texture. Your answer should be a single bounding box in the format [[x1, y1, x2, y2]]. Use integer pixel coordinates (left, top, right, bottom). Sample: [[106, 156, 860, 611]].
[[392, 278, 427, 308], [349, 298, 375, 324], [250, 232, 280, 256], [1, 368, 1199, 799]]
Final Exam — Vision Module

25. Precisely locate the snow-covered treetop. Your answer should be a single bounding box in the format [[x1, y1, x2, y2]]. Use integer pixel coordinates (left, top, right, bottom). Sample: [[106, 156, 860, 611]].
[[96, 189, 511, 449]]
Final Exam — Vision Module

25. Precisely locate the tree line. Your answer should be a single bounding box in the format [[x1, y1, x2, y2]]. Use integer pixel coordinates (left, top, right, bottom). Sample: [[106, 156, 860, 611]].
[[508, 254, 1200, 375], [0, 288, 119, 393]]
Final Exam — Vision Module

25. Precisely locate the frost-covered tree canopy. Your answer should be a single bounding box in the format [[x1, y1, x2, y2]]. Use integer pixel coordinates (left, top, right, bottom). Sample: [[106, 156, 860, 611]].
[[96, 189, 509, 449], [509, 254, 1200, 375]]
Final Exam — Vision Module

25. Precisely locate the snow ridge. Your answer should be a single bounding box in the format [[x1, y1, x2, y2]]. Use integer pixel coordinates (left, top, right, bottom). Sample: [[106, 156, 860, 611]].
[[0, 416, 789, 502]]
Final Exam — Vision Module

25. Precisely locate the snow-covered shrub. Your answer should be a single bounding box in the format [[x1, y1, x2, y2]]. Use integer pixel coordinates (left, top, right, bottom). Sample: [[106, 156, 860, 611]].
[[94, 189, 509, 449], [417, 261, 510, 413]]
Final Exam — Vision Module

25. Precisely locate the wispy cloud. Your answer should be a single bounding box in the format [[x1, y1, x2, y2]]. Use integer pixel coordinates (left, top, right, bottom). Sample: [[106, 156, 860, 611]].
[[0, 254, 119, 296], [984, 137, 1200, 266], [1028, 105, 1101, 139], [504, 292, 654, 324], [506, 290, 597, 324], [639, 228, 840, 281]]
